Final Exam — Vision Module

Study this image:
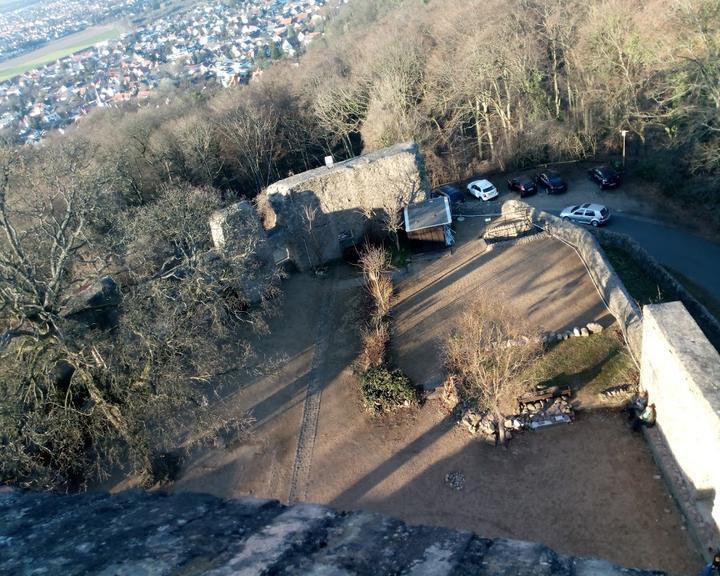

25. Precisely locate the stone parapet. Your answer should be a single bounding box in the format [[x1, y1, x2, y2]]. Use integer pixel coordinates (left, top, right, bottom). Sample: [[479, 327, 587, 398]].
[[501, 200, 642, 359], [640, 303, 720, 542], [0, 489, 671, 575]]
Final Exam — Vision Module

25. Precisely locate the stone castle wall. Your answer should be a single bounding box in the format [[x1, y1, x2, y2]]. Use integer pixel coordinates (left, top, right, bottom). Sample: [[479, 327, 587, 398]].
[[264, 142, 429, 271], [640, 303, 720, 539]]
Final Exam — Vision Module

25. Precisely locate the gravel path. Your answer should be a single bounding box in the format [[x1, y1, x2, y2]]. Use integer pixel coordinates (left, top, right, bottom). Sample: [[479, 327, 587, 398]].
[[287, 269, 337, 504]]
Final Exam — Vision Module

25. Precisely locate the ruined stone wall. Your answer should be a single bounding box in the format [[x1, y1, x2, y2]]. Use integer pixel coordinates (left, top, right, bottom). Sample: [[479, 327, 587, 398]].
[[0, 488, 672, 575], [640, 303, 720, 537], [264, 142, 429, 271]]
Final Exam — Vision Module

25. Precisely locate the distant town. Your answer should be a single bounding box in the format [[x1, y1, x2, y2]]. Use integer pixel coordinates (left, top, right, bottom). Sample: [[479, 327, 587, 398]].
[[0, 0, 152, 62], [0, 0, 328, 145]]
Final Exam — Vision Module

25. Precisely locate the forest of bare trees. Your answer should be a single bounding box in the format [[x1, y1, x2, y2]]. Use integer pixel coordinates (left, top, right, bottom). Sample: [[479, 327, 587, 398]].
[[1, 0, 719, 490], [6, 0, 716, 209]]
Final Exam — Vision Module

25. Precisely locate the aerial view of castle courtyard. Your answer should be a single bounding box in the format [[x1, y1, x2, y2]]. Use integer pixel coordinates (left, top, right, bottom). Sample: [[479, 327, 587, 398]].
[[1, 0, 719, 574]]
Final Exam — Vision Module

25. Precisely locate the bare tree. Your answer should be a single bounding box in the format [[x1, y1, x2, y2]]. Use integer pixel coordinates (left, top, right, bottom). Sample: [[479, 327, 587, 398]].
[[301, 203, 324, 269], [444, 298, 542, 443], [358, 244, 393, 319], [0, 141, 278, 490], [381, 171, 420, 252]]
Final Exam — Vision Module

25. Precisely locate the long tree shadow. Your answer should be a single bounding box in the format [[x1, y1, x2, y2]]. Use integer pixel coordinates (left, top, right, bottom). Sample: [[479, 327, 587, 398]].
[[328, 410, 700, 575], [537, 347, 622, 393]]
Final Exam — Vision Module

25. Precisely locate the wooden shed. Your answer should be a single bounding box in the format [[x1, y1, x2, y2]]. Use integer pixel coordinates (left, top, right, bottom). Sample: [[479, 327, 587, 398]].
[[403, 196, 454, 246]]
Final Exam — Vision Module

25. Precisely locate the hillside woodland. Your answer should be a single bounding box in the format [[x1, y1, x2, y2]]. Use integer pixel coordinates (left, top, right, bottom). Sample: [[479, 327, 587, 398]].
[[1, 0, 719, 490]]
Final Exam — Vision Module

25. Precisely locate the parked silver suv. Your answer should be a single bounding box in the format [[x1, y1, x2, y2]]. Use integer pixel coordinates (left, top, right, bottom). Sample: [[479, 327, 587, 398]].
[[559, 203, 610, 227]]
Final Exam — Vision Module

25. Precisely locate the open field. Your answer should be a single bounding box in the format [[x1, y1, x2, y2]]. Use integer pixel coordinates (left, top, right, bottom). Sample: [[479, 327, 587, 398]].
[[0, 24, 127, 81], [169, 218, 701, 574], [0, 0, 42, 13]]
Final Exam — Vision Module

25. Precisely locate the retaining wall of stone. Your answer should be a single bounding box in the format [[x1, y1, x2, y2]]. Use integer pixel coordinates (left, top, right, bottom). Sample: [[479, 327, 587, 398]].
[[640, 303, 720, 539]]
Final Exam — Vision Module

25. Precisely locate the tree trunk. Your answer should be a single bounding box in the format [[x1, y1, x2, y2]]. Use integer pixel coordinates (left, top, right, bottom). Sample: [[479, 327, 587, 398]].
[[474, 98, 483, 160], [482, 100, 495, 161], [553, 55, 561, 119]]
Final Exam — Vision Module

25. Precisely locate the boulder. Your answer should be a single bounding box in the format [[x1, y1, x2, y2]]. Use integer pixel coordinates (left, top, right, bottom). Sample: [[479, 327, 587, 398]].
[[580, 327, 590, 337], [62, 276, 120, 329], [586, 322, 603, 334], [572, 327, 581, 337]]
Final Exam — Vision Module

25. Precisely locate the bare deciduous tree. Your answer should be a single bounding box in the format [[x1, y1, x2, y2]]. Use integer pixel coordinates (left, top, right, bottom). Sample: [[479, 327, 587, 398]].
[[358, 244, 393, 319], [444, 298, 542, 443], [0, 142, 278, 490]]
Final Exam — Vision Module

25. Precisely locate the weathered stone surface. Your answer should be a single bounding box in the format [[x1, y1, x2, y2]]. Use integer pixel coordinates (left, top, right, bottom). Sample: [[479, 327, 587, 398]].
[[587, 322, 603, 334], [263, 142, 429, 271], [0, 489, 669, 576], [62, 275, 120, 328], [640, 303, 720, 539], [206, 201, 279, 303], [580, 327, 590, 337]]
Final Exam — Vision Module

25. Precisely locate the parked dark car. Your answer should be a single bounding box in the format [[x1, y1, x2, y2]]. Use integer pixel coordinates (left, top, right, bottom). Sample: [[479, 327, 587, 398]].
[[588, 165, 621, 189], [432, 183, 465, 205], [507, 175, 537, 197], [535, 170, 567, 194]]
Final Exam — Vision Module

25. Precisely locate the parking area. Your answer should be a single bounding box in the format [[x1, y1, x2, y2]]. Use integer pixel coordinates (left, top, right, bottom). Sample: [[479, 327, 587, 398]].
[[448, 161, 674, 223]]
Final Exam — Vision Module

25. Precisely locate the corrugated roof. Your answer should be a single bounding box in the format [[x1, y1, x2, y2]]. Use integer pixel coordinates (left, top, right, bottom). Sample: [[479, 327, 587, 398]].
[[403, 196, 451, 232]]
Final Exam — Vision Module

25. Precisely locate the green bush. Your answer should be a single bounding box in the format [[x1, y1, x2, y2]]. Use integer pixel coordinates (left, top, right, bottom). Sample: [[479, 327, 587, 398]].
[[360, 366, 419, 414]]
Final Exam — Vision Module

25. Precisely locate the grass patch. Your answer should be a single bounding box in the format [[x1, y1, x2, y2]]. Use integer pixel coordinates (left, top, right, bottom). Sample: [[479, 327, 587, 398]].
[[525, 330, 637, 398], [601, 245, 664, 306], [390, 245, 410, 268], [0, 26, 124, 82]]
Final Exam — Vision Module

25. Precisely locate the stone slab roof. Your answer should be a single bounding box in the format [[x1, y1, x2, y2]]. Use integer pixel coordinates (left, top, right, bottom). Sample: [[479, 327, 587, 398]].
[[0, 488, 669, 575]]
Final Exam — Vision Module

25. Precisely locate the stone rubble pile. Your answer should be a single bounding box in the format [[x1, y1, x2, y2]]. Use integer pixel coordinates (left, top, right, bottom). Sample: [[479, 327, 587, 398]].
[[459, 397, 574, 441], [545, 321, 604, 343], [600, 384, 634, 401], [444, 471, 465, 491], [496, 322, 604, 350]]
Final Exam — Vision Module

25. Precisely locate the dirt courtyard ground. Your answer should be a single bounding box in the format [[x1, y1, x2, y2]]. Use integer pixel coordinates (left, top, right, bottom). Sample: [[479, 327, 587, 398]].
[[172, 222, 701, 574], [391, 229, 610, 390]]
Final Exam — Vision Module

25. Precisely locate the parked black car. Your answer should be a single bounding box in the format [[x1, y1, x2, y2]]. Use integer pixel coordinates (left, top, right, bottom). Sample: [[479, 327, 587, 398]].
[[535, 170, 568, 194], [588, 165, 621, 189], [507, 175, 537, 197]]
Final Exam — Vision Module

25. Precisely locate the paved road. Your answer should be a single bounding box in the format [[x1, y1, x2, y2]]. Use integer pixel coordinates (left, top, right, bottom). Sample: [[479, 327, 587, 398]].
[[457, 167, 720, 302], [537, 206, 720, 302]]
